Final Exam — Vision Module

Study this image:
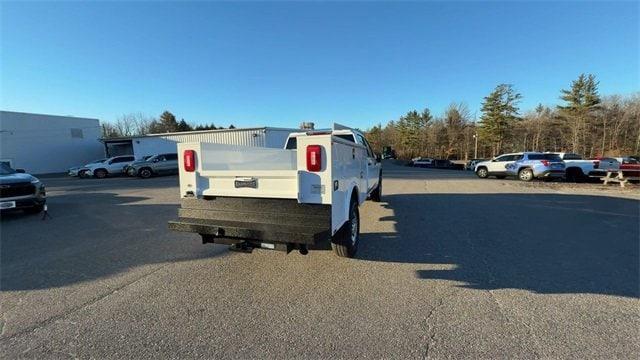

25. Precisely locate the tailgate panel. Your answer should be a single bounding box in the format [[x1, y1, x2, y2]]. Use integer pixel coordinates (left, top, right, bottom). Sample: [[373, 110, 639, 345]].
[[200, 170, 299, 199]]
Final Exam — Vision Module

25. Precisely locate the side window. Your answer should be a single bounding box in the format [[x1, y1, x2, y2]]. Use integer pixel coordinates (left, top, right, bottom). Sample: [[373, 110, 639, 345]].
[[114, 156, 134, 163], [494, 155, 508, 162], [156, 155, 166, 162], [363, 138, 375, 158], [356, 134, 374, 157], [166, 154, 178, 161], [513, 154, 524, 161]]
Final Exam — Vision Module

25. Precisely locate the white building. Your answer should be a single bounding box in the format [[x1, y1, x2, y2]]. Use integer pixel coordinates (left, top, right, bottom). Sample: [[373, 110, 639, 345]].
[[103, 127, 297, 158], [0, 111, 105, 174]]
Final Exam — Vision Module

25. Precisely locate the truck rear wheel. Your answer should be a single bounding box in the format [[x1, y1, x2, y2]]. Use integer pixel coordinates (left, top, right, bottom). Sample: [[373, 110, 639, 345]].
[[331, 198, 359, 258], [566, 168, 584, 182]]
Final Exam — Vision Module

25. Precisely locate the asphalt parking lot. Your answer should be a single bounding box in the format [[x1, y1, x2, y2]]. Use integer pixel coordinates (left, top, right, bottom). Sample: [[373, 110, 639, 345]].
[[1, 162, 639, 359]]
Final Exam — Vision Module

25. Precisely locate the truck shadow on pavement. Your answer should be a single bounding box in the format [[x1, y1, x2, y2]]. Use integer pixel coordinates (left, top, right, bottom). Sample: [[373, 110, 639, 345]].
[[0, 191, 222, 291], [358, 193, 640, 298]]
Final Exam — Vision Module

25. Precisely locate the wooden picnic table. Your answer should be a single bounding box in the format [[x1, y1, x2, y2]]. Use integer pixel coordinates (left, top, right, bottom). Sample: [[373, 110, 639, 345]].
[[601, 169, 640, 188]]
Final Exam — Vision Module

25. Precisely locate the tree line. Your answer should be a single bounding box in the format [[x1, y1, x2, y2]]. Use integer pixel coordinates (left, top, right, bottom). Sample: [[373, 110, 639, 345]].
[[101, 111, 235, 138], [365, 74, 639, 160]]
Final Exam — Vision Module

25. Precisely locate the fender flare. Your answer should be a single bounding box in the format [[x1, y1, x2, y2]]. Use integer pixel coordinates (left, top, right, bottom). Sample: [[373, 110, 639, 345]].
[[344, 183, 360, 220]]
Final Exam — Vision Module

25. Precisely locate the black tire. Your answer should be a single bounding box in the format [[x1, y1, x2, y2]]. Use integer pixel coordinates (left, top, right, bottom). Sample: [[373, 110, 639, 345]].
[[138, 167, 153, 179], [94, 169, 108, 179], [565, 168, 584, 183], [518, 168, 534, 182], [331, 197, 360, 258], [476, 167, 489, 178], [496, 175, 506, 179], [24, 204, 44, 214], [370, 172, 382, 202]]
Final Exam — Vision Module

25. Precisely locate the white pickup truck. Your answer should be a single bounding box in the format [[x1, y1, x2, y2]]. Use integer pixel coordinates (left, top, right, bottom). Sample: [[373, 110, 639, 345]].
[[168, 124, 382, 258], [547, 152, 616, 182]]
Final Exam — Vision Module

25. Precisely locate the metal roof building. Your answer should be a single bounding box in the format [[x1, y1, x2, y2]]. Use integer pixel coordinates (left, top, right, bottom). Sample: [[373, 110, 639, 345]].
[[0, 111, 105, 174], [103, 127, 297, 158]]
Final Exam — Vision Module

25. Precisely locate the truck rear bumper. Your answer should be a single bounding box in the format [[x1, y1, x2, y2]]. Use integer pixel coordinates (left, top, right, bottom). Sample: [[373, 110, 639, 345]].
[[168, 197, 331, 246]]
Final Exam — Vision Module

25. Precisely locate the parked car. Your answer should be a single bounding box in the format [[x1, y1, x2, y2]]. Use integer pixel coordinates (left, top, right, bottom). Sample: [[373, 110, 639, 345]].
[[122, 155, 153, 175], [475, 152, 565, 181], [546, 152, 600, 182], [168, 123, 382, 258], [615, 157, 640, 181], [82, 155, 136, 178], [69, 158, 107, 177], [474, 153, 523, 179], [410, 157, 434, 167], [127, 153, 179, 178], [431, 159, 465, 170], [382, 146, 396, 159], [0, 163, 46, 214], [466, 159, 486, 171]]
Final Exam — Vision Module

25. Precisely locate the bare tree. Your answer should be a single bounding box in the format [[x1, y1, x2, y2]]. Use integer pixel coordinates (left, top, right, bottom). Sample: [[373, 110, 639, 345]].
[[114, 113, 154, 136]]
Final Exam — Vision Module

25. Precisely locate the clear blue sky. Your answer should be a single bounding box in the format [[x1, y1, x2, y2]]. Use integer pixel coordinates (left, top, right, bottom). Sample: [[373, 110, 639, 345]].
[[1, 1, 638, 130]]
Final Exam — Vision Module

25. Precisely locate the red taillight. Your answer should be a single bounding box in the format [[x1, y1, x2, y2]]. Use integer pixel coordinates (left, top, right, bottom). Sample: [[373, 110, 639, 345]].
[[184, 150, 195, 172], [541, 160, 550, 167], [306, 145, 322, 172]]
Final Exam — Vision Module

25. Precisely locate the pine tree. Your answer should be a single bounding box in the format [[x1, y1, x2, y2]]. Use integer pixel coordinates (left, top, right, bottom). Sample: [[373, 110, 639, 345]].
[[558, 73, 600, 154], [149, 111, 180, 133], [177, 119, 192, 132], [365, 124, 384, 153], [479, 84, 522, 155], [159, 111, 179, 132], [396, 109, 431, 157]]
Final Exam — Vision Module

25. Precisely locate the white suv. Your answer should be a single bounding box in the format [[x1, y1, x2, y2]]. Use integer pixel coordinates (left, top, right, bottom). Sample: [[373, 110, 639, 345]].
[[84, 155, 135, 178], [474, 153, 523, 179]]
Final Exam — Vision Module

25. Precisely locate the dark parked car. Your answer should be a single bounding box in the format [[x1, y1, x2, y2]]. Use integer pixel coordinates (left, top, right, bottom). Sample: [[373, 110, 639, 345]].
[[432, 159, 465, 170], [0, 163, 46, 214]]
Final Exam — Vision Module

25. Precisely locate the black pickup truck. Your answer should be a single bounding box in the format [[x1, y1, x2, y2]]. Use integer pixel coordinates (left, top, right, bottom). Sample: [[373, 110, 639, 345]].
[[0, 163, 46, 214]]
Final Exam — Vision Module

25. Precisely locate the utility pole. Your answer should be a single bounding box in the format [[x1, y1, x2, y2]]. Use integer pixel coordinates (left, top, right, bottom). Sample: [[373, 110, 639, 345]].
[[473, 133, 478, 159]]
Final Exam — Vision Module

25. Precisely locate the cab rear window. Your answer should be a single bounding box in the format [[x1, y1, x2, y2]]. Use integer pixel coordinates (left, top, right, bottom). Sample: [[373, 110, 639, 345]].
[[286, 134, 355, 150], [335, 134, 355, 143], [562, 153, 583, 160], [285, 137, 297, 150]]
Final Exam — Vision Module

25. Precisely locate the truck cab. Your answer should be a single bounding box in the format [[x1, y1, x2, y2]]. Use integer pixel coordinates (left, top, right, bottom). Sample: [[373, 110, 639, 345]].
[[168, 124, 382, 258]]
